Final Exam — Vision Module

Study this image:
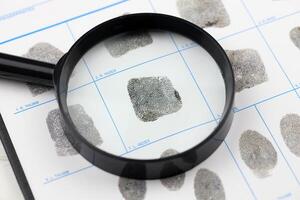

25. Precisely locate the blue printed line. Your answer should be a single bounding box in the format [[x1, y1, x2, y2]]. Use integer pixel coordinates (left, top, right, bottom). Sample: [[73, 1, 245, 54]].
[[234, 86, 300, 113], [257, 9, 300, 28], [33, 0, 55, 7], [153, 0, 256, 195], [66, 22, 128, 153], [239, 1, 300, 186], [0, 0, 53, 21], [5, 0, 300, 190], [12, 50, 180, 115], [217, 26, 256, 41], [33, 85, 300, 186], [87, 76, 128, 153], [14, 98, 57, 115], [12, 32, 300, 117], [0, 6, 34, 21], [43, 119, 216, 184], [166, 20, 257, 198], [240, 0, 300, 98], [223, 141, 258, 200], [14, 80, 95, 115], [44, 165, 94, 184], [255, 105, 300, 185], [0, 0, 129, 45], [94, 50, 179, 82], [258, 31, 300, 98], [67, 80, 94, 93], [121, 119, 217, 156], [176, 26, 257, 52], [168, 33, 217, 121]]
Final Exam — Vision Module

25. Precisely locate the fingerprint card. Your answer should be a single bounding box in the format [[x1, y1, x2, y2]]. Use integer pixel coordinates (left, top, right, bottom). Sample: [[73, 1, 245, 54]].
[[0, 0, 300, 199]]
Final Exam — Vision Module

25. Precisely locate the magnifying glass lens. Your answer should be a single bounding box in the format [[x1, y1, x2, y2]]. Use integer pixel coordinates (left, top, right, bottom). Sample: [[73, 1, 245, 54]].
[[66, 29, 226, 159]]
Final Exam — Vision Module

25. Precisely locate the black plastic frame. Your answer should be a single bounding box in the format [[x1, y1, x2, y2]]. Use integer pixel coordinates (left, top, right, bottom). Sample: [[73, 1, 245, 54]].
[[54, 13, 235, 179]]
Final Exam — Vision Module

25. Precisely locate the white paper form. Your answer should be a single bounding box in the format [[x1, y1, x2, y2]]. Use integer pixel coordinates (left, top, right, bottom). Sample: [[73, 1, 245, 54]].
[[0, 0, 300, 199]]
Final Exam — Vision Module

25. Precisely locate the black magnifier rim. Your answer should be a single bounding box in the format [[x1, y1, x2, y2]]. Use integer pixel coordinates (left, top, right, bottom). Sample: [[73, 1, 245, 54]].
[[54, 13, 235, 179]]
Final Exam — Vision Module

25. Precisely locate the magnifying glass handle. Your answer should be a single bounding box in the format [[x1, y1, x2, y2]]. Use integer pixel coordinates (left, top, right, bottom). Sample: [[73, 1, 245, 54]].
[[0, 52, 55, 87]]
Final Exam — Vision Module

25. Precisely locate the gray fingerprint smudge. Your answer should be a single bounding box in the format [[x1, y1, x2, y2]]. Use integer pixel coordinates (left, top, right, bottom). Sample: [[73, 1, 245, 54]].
[[290, 27, 300, 50], [280, 113, 300, 157], [46, 104, 102, 156], [127, 76, 182, 122], [160, 149, 185, 191], [105, 31, 153, 58], [26, 84, 52, 96], [118, 178, 146, 200], [23, 42, 64, 96], [177, 0, 230, 28], [24, 42, 63, 63], [239, 130, 277, 177], [194, 168, 225, 200], [226, 49, 268, 92]]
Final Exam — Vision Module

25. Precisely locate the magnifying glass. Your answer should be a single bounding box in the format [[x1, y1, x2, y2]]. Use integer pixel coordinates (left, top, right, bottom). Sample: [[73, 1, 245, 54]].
[[0, 13, 234, 179]]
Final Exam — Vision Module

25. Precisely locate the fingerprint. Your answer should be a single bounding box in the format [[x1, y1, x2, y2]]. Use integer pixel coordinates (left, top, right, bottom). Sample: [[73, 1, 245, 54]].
[[127, 76, 182, 122], [176, 0, 230, 28], [160, 149, 185, 191], [290, 27, 300, 50], [46, 104, 102, 156], [239, 130, 277, 177], [118, 178, 146, 200], [194, 168, 225, 200], [23, 42, 64, 96], [280, 114, 300, 157], [226, 49, 268, 92], [104, 31, 153, 58]]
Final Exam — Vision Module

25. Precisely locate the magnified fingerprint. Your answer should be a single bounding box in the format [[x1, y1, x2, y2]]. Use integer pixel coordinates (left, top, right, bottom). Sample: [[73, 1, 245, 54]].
[[160, 149, 185, 191], [280, 114, 300, 157], [127, 76, 182, 122], [226, 49, 268, 92], [23, 42, 64, 96], [239, 130, 277, 177], [290, 27, 300, 50], [118, 178, 146, 200], [176, 0, 230, 28], [194, 168, 225, 200], [104, 31, 153, 58], [46, 104, 102, 156]]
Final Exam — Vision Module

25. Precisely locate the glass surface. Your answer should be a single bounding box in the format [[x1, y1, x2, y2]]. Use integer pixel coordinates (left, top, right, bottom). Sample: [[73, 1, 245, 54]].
[[66, 30, 226, 159]]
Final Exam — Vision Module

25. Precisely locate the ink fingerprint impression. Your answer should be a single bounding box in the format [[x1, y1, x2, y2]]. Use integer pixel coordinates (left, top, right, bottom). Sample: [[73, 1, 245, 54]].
[[280, 113, 300, 157], [118, 178, 146, 200], [23, 43, 64, 96], [66, 29, 226, 159], [177, 0, 230, 28], [194, 168, 225, 200], [290, 27, 300, 50], [127, 77, 182, 122], [239, 130, 277, 178], [225, 49, 268, 92], [160, 149, 185, 191], [46, 105, 102, 157]]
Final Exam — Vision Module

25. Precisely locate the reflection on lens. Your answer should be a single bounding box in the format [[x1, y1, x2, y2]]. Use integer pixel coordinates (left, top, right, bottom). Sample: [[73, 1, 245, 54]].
[[67, 29, 226, 160]]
